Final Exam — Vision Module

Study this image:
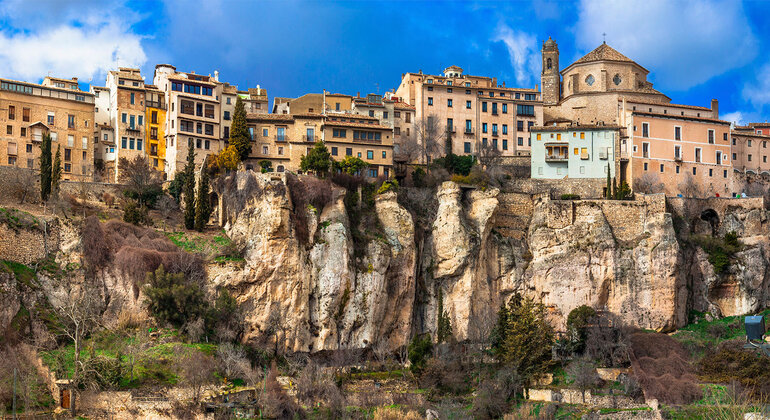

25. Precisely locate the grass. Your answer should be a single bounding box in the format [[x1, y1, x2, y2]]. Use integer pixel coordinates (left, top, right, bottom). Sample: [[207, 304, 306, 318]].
[[689, 233, 741, 274], [1, 260, 37, 288], [0, 207, 43, 232], [164, 229, 244, 263], [671, 309, 770, 356]]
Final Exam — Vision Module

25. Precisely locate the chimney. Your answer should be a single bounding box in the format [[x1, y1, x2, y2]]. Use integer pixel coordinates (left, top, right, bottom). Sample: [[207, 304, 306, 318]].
[[72, 77, 78, 82], [535, 84, 539, 91], [214, 70, 219, 82], [711, 99, 719, 119], [419, 69, 422, 74]]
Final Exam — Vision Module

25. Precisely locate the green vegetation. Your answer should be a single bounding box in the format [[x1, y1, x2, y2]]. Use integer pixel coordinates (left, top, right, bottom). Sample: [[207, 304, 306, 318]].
[[436, 288, 452, 344], [334, 155, 369, 175], [52, 145, 62, 195], [122, 200, 150, 225], [40, 132, 52, 201], [1, 260, 36, 288], [259, 159, 273, 173], [194, 159, 211, 232], [690, 232, 741, 274], [560, 194, 581, 200], [164, 230, 243, 263], [0, 207, 42, 232], [377, 179, 398, 195], [407, 333, 432, 373], [434, 154, 475, 176], [300, 141, 333, 176], [144, 265, 208, 328], [229, 96, 251, 161], [183, 138, 197, 230]]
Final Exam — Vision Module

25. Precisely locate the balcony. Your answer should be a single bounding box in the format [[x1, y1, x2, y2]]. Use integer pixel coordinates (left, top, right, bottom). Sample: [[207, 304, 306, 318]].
[[303, 135, 318, 142], [675, 153, 683, 161], [275, 135, 288, 142], [126, 125, 141, 134], [464, 129, 474, 135], [545, 154, 568, 162], [492, 132, 499, 137]]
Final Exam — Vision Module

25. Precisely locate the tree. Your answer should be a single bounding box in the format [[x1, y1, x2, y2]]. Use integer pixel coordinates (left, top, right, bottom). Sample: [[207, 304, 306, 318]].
[[436, 287, 453, 344], [183, 139, 196, 230], [566, 355, 601, 403], [606, 163, 612, 199], [492, 293, 554, 386], [335, 155, 369, 175], [634, 172, 664, 194], [678, 173, 702, 198], [10, 167, 37, 204], [167, 171, 186, 204], [144, 265, 208, 328], [407, 333, 433, 373], [52, 145, 62, 197], [118, 155, 163, 207], [566, 305, 596, 354], [394, 131, 423, 164], [259, 160, 273, 173], [477, 139, 503, 182], [230, 96, 251, 161], [300, 141, 332, 176], [210, 144, 240, 175], [175, 348, 216, 403], [414, 115, 444, 171], [194, 159, 211, 231], [40, 132, 52, 201]]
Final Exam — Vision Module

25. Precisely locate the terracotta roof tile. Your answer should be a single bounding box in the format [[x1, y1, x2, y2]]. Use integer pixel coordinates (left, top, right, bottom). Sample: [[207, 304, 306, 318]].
[[632, 111, 730, 125], [574, 43, 634, 65], [626, 99, 711, 111]]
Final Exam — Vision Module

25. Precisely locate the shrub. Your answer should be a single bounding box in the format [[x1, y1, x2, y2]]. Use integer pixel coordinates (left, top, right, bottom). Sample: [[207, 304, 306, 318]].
[[122, 201, 150, 225], [82, 215, 112, 271], [566, 305, 596, 353], [419, 356, 468, 394], [407, 333, 433, 373], [300, 141, 332, 176], [472, 368, 522, 420], [692, 233, 741, 274], [334, 155, 369, 175], [259, 361, 302, 419], [699, 340, 770, 398], [259, 160, 273, 173], [144, 265, 208, 328], [412, 167, 426, 187], [377, 179, 399, 194], [629, 332, 702, 405], [560, 193, 581, 200], [450, 166, 489, 188]]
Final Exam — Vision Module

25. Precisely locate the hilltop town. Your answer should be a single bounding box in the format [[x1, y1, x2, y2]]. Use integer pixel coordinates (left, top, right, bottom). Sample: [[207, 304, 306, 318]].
[[1, 38, 770, 419]]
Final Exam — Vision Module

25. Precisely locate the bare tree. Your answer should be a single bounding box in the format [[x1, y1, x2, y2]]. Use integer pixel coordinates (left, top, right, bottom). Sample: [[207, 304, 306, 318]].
[[394, 131, 423, 164], [634, 172, 665, 194], [678, 173, 703, 198], [477, 140, 505, 185], [566, 355, 601, 403], [371, 335, 391, 370], [216, 343, 247, 380], [118, 155, 162, 207], [414, 115, 444, 170], [264, 306, 284, 356], [175, 347, 216, 403], [55, 288, 102, 415], [124, 329, 148, 383], [10, 167, 38, 204]]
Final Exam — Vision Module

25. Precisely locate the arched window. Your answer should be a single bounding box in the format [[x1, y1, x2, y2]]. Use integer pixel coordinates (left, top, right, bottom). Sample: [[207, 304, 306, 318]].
[[546, 58, 552, 70], [277, 165, 285, 172]]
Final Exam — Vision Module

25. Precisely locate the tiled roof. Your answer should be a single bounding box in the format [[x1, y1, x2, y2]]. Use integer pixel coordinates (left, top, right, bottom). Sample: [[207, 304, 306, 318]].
[[626, 99, 711, 111], [531, 124, 621, 132], [247, 113, 294, 122], [748, 122, 770, 128], [392, 102, 415, 110], [632, 111, 730, 125], [574, 43, 635, 65], [324, 120, 391, 130]]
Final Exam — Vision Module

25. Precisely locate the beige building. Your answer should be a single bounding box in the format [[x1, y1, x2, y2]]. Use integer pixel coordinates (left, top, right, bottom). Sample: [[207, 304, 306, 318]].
[[106, 68, 148, 182], [0, 76, 95, 180], [541, 38, 730, 197], [394, 65, 543, 158], [731, 125, 770, 176], [90, 85, 115, 178]]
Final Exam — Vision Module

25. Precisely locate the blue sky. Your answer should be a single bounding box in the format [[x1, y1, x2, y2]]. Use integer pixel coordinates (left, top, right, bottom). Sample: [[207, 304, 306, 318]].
[[1, 0, 769, 124]]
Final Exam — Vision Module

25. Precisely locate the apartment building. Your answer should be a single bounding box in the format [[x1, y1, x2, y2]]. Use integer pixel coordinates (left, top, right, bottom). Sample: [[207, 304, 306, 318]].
[[530, 125, 619, 181], [0, 76, 95, 180], [352, 93, 394, 128], [731, 125, 770, 175], [90, 85, 115, 178], [394, 65, 543, 158], [145, 85, 167, 173], [624, 110, 731, 196], [241, 86, 269, 114], [220, 82, 237, 143], [106, 68, 147, 182], [324, 113, 394, 178], [154, 64, 224, 176]]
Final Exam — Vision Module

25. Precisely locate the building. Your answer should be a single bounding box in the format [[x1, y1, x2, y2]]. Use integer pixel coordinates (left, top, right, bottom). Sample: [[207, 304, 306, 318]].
[[394, 65, 543, 158], [106, 68, 148, 182], [0, 76, 95, 180], [90, 85, 115, 179], [324, 113, 394, 178], [731, 125, 770, 176], [241, 86, 269, 114], [145, 84, 167, 174], [541, 38, 730, 196], [530, 125, 619, 182], [153, 64, 224, 176], [245, 113, 323, 173]]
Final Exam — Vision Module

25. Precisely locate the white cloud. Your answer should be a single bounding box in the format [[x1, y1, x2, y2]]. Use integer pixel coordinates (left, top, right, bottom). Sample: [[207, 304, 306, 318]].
[[742, 63, 770, 109], [493, 25, 540, 87], [574, 0, 757, 91], [0, 2, 146, 83]]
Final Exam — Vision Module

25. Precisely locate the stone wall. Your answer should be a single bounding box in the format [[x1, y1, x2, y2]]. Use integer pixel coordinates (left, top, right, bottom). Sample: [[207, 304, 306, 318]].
[[495, 192, 534, 239], [59, 179, 124, 203], [0, 219, 59, 264], [503, 177, 607, 198]]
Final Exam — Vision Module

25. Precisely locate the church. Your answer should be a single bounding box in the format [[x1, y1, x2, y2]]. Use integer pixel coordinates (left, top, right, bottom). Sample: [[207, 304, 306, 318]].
[[533, 38, 732, 198]]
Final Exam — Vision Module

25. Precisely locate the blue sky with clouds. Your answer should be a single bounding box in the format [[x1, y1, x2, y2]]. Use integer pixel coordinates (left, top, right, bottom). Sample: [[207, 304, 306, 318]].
[[1, 0, 769, 124]]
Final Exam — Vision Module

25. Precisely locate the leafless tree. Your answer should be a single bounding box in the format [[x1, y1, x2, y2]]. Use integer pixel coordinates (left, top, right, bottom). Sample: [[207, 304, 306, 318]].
[[184, 317, 205, 343], [55, 288, 103, 415], [175, 347, 216, 403], [124, 329, 148, 383], [156, 194, 178, 231], [414, 114, 444, 170], [678, 173, 703, 198], [264, 305, 285, 356], [216, 342, 247, 380], [477, 140, 505, 185], [371, 335, 391, 370], [118, 155, 162, 207], [10, 167, 38, 204], [634, 172, 665, 194], [236, 357, 262, 388], [393, 131, 423, 164], [566, 355, 602, 403]]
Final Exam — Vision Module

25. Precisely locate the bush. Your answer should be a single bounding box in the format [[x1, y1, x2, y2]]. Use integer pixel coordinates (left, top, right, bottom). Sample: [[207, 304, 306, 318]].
[[407, 333, 432, 373], [629, 332, 702, 405], [144, 265, 208, 328], [472, 368, 522, 420], [122, 201, 150, 225], [566, 305, 596, 353], [412, 167, 426, 187], [377, 179, 399, 194], [560, 194, 581, 200], [450, 166, 489, 188], [692, 233, 741, 274], [259, 160, 273, 173], [259, 361, 302, 419], [419, 356, 468, 394], [699, 340, 770, 398]]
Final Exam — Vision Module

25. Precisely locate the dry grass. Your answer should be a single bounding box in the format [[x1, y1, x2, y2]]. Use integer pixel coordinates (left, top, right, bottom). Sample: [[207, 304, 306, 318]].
[[372, 406, 423, 420], [629, 332, 702, 405]]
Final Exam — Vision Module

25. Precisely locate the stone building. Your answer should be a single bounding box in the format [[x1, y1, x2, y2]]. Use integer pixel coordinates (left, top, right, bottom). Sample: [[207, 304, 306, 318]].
[[540, 38, 730, 197], [145, 85, 167, 173], [90, 85, 115, 178], [530, 124, 620, 182], [0, 76, 95, 180], [394, 65, 543, 158], [105, 68, 149, 182], [731, 125, 770, 176]]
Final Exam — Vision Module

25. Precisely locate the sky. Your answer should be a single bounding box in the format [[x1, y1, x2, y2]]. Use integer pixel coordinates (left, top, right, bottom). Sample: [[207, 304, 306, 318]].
[[1, 0, 769, 125]]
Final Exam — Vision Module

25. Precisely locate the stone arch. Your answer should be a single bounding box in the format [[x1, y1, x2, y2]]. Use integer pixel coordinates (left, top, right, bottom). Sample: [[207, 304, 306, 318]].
[[700, 208, 720, 236], [746, 169, 757, 175], [547, 57, 552, 70]]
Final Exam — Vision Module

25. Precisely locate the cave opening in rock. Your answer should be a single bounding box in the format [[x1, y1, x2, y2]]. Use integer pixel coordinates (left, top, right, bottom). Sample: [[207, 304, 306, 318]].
[[700, 209, 719, 236]]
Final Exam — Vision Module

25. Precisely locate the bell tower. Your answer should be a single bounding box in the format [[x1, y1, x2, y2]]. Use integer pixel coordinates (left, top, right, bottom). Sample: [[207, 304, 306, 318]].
[[541, 37, 560, 106]]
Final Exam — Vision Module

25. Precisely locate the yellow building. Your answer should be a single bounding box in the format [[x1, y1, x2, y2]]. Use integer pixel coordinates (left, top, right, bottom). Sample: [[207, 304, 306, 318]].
[[145, 85, 167, 175]]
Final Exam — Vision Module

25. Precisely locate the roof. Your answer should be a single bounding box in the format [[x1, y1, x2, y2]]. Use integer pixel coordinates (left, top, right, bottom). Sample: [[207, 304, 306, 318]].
[[392, 102, 415, 110], [324, 120, 391, 130], [748, 122, 770, 128], [531, 124, 621, 132], [632, 111, 730, 125], [625, 99, 711, 112], [247, 113, 294, 122], [574, 43, 634, 65]]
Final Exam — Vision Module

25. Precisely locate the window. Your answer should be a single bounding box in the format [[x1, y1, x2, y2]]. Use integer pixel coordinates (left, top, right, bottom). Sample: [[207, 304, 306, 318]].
[[644, 162, 648, 171], [518, 137, 523, 146], [465, 120, 472, 133], [642, 142, 649, 158], [346, 148, 352, 156], [67, 135, 74, 147], [464, 142, 471, 153], [262, 146, 269, 154], [466, 100, 471, 109], [196, 122, 202, 134], [503, 124, 508, 135], [333, 129, 347, 138], [724, 170, 728, 178], [204, 104, 214, 118], [492, 124, 498, 135], [180, 100, 194, 115], [482, 102, 488, 112], [447, 99, 453, 107], [428, 97, 433, 105], [675, 145, 681, 160], [465, 82, 471, 87], [278, 146, 284, 155], [708, 130, 714, 144], [516, 105, 534, 116], [733, 153, 737, 160], [226, 97, 231, 105], [642, 123, 649, 137], [172, 82, 183, 91], [675, 126, 681, 140], [732, 138, 736, 145], [137, 139, 143, 150], [138, 115, 143, 126], [447, 118, 453, 132], [335, 102, 341, 111], [224, 127, 229, 138], [196, 138, 201, 148], [196, 103, 203, 117], [306, 128, 315, 141], [692, 167, 697, 175], [129, 138, 135, 149], [47, 112, 54, 125], [180, 120, 194, 133], [482, 123, 488, 133], [262, 128, 269, 137], [503, 139, 508, 150], [695, 147, 701, 162], [277, 127, 286, 141], [67, 114, 75, 129], [676, 165, 680, 174], [22, 108, 30, 122], [7, 105, 14, 120], [25, 144, 31, 153], [724, 132, 728, 141], [130, 92, 135, 105], [748, 154, 752, 162], [709, 168, 713, 177], [502, 104, 508, 114], [5, 125, 11, 135], [383, 111, 388, 119], [331, 146, 338, 156], [517, 121, 524, 131], [716, 151, 722, 165], [129, 115, 135, 129], [368, 110, 375, 117], [82, 137, 87, 149], [205, 124, 214, 136], [660, 164, 664, 173], [20, 127, 25, 137], [64, 163, 71, 173], [492, 103, 498, 114], [748, 139, 753, 147], [405, 113, 411, 123], [121, 137, 127, 148], [64, 148, 71, 161], [368, 168, 378, 178]]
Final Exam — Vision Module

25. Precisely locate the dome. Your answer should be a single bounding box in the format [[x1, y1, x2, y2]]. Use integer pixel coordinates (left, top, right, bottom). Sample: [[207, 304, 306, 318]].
[[543, 37, 557, 50]]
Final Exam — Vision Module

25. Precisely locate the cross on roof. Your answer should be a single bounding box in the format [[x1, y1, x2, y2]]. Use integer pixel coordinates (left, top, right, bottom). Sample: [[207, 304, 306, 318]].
[[602, 33, 607, 44]]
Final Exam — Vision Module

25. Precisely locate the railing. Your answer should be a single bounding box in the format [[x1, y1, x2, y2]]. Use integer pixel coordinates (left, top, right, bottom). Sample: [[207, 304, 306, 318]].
[[303, 135, 318, 142], [275, 135, 288, 142], [464, 129, 473, 134], [545, 155, 568, 162], [354, 137, 383, 144], [126, 126, 141, 133]]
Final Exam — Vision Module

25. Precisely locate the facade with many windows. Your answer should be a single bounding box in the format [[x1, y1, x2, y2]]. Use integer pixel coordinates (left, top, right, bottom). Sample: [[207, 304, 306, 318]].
[[145, 85, 167, 174], [731, 125, 770, 176], [394, 65, 543, 159], [0, 76, 95, 180], [531, 125, 619, 181], [106, 68, 148, 182]]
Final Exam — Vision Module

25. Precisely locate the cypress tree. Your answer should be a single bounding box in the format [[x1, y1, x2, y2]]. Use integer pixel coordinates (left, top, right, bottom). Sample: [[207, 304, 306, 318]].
[[606, 163, 611, 199], [40, 132, 52, 201], [183, 139, 196, 230], [194, 159, 211, 232], [52, 145, 62, 197], [230, 96, 250, 162], [436, 287, 453, 344]]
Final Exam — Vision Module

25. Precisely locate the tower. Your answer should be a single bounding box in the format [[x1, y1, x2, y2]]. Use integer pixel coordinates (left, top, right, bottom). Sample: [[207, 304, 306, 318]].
[[541, 37, 560, 106]]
